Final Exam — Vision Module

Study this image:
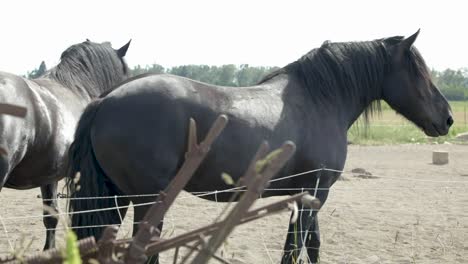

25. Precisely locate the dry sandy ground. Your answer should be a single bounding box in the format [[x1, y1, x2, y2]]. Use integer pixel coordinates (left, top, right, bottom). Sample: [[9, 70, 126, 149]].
[[0, 144, 466, 263]]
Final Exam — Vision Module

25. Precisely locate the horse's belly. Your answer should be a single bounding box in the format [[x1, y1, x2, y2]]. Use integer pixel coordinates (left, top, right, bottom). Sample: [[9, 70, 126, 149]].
[[4, 173, 58, 190], [5, 155, 63, 190]]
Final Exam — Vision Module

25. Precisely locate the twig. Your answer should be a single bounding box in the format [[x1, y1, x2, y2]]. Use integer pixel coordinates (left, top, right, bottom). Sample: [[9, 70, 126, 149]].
[[0, 237, 96, 264], [0, 213, 14, 253], [190, 141, 296, 264], [0, 103, 27, 118], [144, 193, 319, 255], [183, 244, 231, 264], [260, 231, 274, 264], [213, 142, 270, 222], [178, 240, 201, 264], [172, 247, 180, 264], [125, 115, 228, 263], [96, 226, 122, 264]]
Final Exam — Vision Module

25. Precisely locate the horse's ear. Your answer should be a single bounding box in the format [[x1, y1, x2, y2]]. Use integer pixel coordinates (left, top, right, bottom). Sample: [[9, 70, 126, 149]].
[[399, 29, 420, 50], [117, 39, 131, 57]]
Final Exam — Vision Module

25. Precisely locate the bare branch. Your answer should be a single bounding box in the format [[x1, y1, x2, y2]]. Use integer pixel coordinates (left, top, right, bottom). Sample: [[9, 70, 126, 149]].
[[0, 103, 27, 118], [190, 141, 296, 264], [125, 115, 228, 264]]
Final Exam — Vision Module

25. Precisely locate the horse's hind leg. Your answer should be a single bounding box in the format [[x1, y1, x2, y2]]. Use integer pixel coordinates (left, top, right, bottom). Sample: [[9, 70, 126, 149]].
[[41, 182, 58, 250]]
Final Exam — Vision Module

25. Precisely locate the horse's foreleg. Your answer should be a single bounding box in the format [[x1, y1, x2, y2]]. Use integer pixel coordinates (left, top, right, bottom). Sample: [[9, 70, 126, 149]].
[[304, 188, 330, 263], [281, 202, 314, 264], [281, 187, 330, 264], [304, 212, 320, 263], [41, 182, 58, 250]]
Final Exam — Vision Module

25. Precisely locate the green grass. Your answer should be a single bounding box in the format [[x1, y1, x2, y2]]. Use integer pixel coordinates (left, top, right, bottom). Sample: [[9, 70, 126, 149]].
[[347, 101, 468, 145]]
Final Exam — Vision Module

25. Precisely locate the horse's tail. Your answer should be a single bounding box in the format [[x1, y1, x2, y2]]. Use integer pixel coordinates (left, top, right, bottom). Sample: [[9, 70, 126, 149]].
[[65, 99, 121, 240]]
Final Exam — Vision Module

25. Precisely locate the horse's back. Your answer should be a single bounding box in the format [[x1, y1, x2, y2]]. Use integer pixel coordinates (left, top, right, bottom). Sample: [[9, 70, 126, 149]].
[[0, 72, 34, 103], [90, 74, 293, 195]]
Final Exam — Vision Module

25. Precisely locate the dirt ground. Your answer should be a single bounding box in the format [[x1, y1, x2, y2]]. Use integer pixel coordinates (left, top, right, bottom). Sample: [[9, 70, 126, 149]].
[[0, 144, 466, 263]]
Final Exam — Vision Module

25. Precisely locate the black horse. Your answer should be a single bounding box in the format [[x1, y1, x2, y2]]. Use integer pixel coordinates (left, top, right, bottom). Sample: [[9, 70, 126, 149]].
[[0, 40, 130, 250], [66, 30, 452, 263]]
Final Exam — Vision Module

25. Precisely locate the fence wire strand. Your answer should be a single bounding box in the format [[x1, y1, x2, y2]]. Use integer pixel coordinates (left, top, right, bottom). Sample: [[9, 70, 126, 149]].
[[1, 167, 467, 222]]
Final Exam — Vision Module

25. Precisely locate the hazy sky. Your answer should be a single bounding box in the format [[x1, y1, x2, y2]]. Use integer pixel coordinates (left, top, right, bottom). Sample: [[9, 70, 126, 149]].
[[1, 0, 466, 75]]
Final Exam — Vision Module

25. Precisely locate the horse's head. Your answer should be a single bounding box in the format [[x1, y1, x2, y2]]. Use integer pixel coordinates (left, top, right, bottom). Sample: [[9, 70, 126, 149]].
[[382, 30, 453, 137]]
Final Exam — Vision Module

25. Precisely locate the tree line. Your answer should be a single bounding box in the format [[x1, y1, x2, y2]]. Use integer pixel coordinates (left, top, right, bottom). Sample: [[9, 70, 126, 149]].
[[130, 63, 280, 87], [26, 62, 468, 100], [430, 68, 468, 100]]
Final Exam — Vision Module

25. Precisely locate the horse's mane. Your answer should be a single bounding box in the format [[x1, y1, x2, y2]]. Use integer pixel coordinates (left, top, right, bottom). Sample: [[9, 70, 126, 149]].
[[43, 41, 129, 98], [260, 36, 431, 122]]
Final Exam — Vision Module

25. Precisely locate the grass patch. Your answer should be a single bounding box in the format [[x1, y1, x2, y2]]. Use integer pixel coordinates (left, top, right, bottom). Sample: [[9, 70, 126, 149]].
[[348, 101, 468, 145]]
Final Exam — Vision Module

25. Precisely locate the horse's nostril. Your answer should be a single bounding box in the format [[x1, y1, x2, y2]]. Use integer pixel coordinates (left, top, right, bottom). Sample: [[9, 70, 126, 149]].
[[447, 116, 454, 127]]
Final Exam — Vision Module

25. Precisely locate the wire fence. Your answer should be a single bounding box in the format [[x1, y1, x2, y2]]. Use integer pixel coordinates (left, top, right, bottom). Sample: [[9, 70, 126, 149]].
[[0, 167, 466, 263], [0, 167, 466, 221]]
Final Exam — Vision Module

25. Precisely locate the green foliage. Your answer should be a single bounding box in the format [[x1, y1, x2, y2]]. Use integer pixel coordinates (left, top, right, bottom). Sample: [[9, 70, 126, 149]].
[[221, 172, 235, 185], [237, 64, 279, 86], [255, 149, 283, 173], [63, 230, 82, 264], [129, 63, 279, 87], [132, 63, 165, 76], [348, 101, 468, 145], [26, 61, 47, 79], [431, 68, 468, 100]]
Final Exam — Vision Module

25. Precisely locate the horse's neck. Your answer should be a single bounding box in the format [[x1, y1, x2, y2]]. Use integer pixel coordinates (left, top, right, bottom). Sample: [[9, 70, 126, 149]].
[[344, 98, 380, 129], [323, 73, 383, 128], [26, 78, 88, 147], [42, 68, 110, 101], [33, 77, 91, 104], [281, 72, 381, 132]]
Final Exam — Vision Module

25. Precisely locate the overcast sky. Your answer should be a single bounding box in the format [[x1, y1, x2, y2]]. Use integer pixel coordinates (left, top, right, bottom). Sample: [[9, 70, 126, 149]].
[[1, 0, 466, 75]]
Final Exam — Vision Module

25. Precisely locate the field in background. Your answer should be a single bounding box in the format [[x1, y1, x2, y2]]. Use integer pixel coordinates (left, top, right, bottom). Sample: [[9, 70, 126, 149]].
[[348, 101, 468, 145]]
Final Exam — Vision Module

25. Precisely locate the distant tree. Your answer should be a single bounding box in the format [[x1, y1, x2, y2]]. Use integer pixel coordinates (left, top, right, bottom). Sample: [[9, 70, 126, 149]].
[[130, 63, 165, 76], [27, 61, 47, 79], [168, 65, 192, 78], [432, 68, 468, 100], [146, 63, 165, 74], [236, 64, 280, 86], [142, 64, 280, 86], [215, 64, 237, 86], [131, 65, 145, 76]]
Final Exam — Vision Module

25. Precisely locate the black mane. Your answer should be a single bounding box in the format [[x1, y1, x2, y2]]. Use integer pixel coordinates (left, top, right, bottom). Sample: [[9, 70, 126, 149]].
[[260, 36, 431, 121], [43, 41, 129, 98]]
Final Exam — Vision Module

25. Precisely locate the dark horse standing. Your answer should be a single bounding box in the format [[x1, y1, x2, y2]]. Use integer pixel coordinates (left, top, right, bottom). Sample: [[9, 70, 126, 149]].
[[0, 40, 130, 250], [67, 30, 452, 263]]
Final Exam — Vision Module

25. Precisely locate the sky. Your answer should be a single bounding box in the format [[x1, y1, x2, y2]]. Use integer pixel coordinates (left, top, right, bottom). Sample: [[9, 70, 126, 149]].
[[0, 0, 466, 75]]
